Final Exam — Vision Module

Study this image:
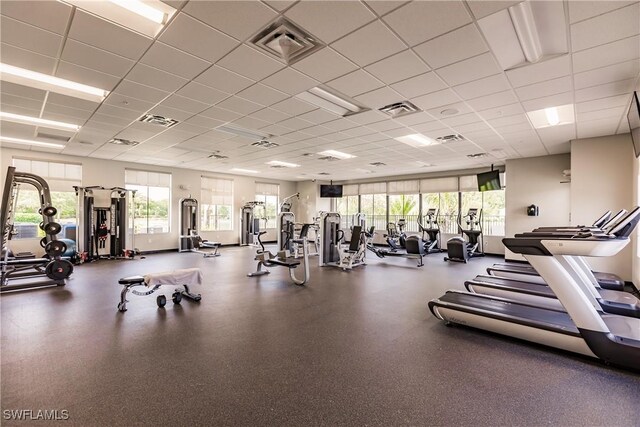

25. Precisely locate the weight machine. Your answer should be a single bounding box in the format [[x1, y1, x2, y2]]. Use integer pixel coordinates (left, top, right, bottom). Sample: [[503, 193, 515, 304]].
[[74, 186, 137, 261], [318, 212, 367, 271], [418, 208, 442, 254], [1, 166, 74, 292], [178, 197, 220, 257], [240, 201, 264, 246]]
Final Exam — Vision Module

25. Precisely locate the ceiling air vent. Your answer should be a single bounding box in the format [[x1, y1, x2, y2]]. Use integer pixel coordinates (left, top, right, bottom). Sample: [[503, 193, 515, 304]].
[[467, 153, 489, 159], [436, 134, 465, 144], [270, 165, 286, 169], [36, 132, 70, 142], [109, 138, 139, 146], [208, 152, 228, 159], [139, 114, 179, 128], [318, 156, 340, 161], [370, 162, 386, 167], [251, 140, 279, 149], [250, 17, 323, 65], [379, 101, 421, 118]]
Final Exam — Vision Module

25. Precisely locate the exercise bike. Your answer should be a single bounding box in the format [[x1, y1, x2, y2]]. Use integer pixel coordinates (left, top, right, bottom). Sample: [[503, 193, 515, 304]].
[[444, 208, 485, 263], [385, 218, 407, 251], [418, 208, 441, 254]]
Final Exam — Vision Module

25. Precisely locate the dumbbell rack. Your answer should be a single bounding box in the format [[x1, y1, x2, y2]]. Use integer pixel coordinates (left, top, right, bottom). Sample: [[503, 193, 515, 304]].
[[1, 166, 74, 293]]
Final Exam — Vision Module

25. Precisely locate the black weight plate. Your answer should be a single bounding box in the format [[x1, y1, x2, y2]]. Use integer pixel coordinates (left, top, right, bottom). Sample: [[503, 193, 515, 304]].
[[45, 240, 67, 257], [43, 222, 62, 235], [45, 259, 73, 280], [42, 206, 57, 217], [40, 237, 48, 248]]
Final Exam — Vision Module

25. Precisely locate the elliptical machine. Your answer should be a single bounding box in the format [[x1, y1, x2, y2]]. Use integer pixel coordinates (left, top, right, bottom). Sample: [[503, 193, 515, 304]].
[[385, 218, 407, 251], [444, 208, 484, 263], [418, 208, 441, 254]]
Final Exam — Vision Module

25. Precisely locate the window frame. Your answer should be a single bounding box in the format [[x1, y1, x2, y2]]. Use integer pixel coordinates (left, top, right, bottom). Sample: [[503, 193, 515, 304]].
[[125, 169, 172, 235]]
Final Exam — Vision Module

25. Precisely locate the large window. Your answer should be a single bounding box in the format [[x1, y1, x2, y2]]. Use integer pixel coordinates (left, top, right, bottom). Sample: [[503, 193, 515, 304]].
[[201, 177, 233, 231], [125, 170, 171, 234], [335, 184, 359, 228], [255, 182, 279, 229], [460, 175, 505, 236], [11, 158, 81, 239], [421, 192, 459, 234]]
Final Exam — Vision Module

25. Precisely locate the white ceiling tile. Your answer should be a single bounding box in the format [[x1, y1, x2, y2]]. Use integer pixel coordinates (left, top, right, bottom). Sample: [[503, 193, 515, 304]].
[[113, 80, 169, 103], [261, 68, 319, 95], [0, 0, 71, 34], [217, 45, 284, 81], [383, 1, 472, 46], [292, 48, 358, 82], [521, 92, 574, 112], [440, 113, 483, 127], [436, 53, 502, 86], [343, 110, 388, 125], [569, 0, 635, 24], [104, 92, 155, 113], [147, 105, 195, 122], [45, 93, 98, 113], [159, 13, 238, 63], [364, 1, 409, 16], [486, 113, 528, 129], [576, 94, 631, 114], [183, 1, 277, 41], [570, 3, 639, 52], [537, 123, 576, 146], [326, 70, 385, 97], [176, 82, 229, 105], [574, 60, 640, 90], [574, 78, 636, 103], [61, 39, 133, 77], [115, 126, 162, 143], [250, 107, 291, 123], [425, 101, 473, 119], [0, 43, 56, 74], [68, 10, 152, 60], [285, 1, 375, 44], [296, 109, 340, 125], [466, 90, 519, 111], [56, 61, 120, 92], [331, 21, 406, 67], [390, 72, 448, 99], [577, 106, 627, 122], [91, 113, 133, 128], [183, 115, 225, 129], [195, 65, 255, 94], [140, 42, 211, 79], [477, 103, 525, 121], [0, 81, 45, 101], [236, 84, 289, 106], [264, 1, 297, 12], [199, 106, 243, 122], [216, 96, 264, 115], [572, 36, 640, 73], [515, 76, 574, 102], [366, 118, 404, 132], [278, 117, 314, 131], [364, 50, 430, 84], [232, 116, 271, 131], [392, 112, 436, 126], [96, 104, 143, 121], [453, 74, 511, 100], [161, 94, 212, 115], [322, 118, 362, 132], [126, 64, 188, 92], [354, 86, 403, 109], [0, 95, 43, 113], [467, 1, 522, 19], [411, 89, 462, 111], [1, 16, 62, 57], [506, 55, 572, 87]]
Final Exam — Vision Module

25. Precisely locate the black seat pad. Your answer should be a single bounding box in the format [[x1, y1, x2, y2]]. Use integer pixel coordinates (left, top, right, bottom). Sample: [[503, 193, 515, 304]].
[[118, 275, 145, 285], [267, 258, 301, 267]]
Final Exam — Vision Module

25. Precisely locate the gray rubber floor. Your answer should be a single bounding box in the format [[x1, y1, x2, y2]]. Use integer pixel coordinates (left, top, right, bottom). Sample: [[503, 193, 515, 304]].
[[1, 246, 639, 426]]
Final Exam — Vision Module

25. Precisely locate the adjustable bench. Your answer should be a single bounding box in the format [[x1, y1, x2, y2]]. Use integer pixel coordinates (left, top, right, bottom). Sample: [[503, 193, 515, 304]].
[[190, 235, 221, 257], [117, 268, 202, 312]]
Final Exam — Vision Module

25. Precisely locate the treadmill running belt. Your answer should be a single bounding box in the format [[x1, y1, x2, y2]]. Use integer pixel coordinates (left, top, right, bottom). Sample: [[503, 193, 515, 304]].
[[470, 275, 556, 298], [435, 292, 580, 336]]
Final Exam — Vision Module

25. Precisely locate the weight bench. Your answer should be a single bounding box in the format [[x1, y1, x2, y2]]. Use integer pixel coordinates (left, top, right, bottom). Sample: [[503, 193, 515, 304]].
[[190, 234, 221, 258], [117, 267, 202, 312]]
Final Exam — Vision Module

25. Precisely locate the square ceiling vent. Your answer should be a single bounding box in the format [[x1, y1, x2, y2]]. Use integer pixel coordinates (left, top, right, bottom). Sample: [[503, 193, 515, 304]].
[[379, 101, 421, 118], [250, 17, 323, 65]]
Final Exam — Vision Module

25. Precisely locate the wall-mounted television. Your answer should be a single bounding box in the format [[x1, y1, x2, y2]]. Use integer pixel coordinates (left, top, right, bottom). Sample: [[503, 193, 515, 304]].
[[627, 91, 640, 158], [320, 184, 343, 198], [477, 170, 501, 192]]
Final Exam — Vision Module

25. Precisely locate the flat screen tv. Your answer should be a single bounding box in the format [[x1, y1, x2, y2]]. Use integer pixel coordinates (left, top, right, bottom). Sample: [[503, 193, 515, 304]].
[[477, 170, 501, 192], [320, 184, 343, 198], [627, 91, 640, 158]]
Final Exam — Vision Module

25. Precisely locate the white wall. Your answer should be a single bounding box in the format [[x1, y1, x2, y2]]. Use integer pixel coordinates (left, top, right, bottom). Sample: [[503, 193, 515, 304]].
[[505, 154, 571, 261], [571, 134, 635, 280], [1, 147, 296, 255]]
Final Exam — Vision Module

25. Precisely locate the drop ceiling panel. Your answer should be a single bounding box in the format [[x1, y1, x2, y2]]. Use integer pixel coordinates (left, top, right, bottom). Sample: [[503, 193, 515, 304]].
[[413, 24, 488, 69], [217, 45, 284, 81], [506, 55, 572, 87], [62, 41, 132, 79], [68, 10, 152, 60], [0, 0, 72, 34], [570, 3, 640, 52], [296, 109, 340, 125], [56, 61, 120, 91], [354, 86, 404, 109], [576, 94, 631, 113], [113, 80, 169, 103], [331, 21, 406, 67], [568, 0, 635, 24], [195, 65, 255, 94], [0, 43, 56, 74], [0, 16, 62, 57], [216, 96, 264, 115], [383, 1, 471, 46], [160, 94, 212, 115], [364, 50, 430, 84], [573, 60, 640, 90], [140, 42, 211, 80], [183, 1, 277, 41], [159, 13, 238, 63], [411, 88, 462, 110], [261, 68, 319, 95], [574, 78, 637, 103], [104, 93, 155, 113], [176, 82, 229, 105], [264, 1, 297, 12], [466, 90, 519, 111], [515, 76, 574, 102], [293, 48, 359, 82], [126, 64, 188, 93], [236, 84, 289, 106], [326, 70, 385, 98], [436, 53, 502, 86], [270, 97, 318, 116], [285, 1, 375, 44], [466, 0, 522, 19], [521, 92, 574, 112], [477, 103, 526, 121], [389, 72, 448, 99], [199, 106, 243, 123], [147, 105, 194, 122], [572, 35, 640, 73], [249, 107, 291, 123], [453, 73, 511, 100], [364, 1, 409, 16], [577, 106, 627, 122]]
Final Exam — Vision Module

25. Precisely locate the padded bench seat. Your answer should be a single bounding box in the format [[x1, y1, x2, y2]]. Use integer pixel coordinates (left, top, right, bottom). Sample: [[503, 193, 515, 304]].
[[118, 275, 145, 285], [268, 258, 301, 267]]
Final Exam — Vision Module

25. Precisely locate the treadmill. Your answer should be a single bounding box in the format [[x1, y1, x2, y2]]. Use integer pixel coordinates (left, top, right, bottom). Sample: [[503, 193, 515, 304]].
[[487, 209, 628, 290], [429, 209, 640, 371]]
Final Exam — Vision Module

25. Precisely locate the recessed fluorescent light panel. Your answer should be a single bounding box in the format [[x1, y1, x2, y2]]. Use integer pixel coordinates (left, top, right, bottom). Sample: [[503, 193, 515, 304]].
[[216, 124, 270, 141], [296, 87, 367, 117], [0, 112, 80, 132], [317, 150, 355, 160], [526, 104, 574, 129], [266, 160, 300, 168], [0, 63, 109, 103], [64, 0, 176, 37], [477, 1, 567, 70], [394, 134, 437, 148], [0, 136, 65, 149], [231, 168, 259, 174]]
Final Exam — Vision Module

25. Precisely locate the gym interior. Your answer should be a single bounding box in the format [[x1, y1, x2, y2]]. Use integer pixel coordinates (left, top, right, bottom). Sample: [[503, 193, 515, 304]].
[[1, 0, 640, 425]]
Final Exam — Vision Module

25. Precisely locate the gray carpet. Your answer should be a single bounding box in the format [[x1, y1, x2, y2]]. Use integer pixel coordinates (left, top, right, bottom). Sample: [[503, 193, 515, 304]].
[[1, 246, 639, 426]]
